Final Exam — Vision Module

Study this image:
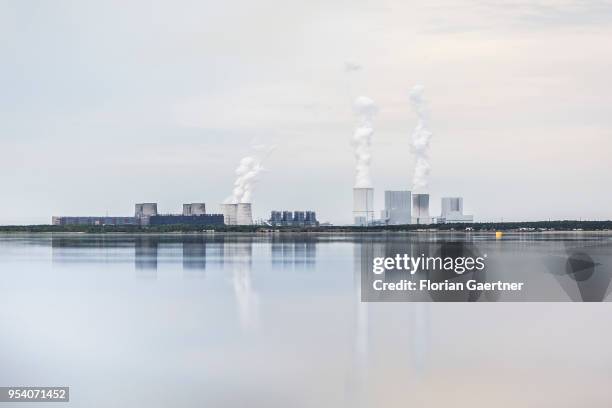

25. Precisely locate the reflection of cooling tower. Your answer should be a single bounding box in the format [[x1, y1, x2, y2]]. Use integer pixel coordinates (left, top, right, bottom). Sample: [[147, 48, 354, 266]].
[[412, 194, 431, 224], [183, 203, 206, 216], [221, 204, 238, 225], [353, 188, 374, 226], [236, 203, 253, 225]]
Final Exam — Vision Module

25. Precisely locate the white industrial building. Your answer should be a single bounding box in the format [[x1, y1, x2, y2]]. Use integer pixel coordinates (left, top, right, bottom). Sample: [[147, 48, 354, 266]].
[[437, 197, 473, 223], [381, 190, 411, 225], [353, 187, 374, 226]]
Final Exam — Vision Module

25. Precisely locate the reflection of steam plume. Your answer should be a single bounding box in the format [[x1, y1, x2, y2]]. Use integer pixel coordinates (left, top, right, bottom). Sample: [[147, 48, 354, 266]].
[[346, 240, 371, 406], [351, 96, 378, 188], [409, 85, 433, 191], [225, 239, 259, 330]]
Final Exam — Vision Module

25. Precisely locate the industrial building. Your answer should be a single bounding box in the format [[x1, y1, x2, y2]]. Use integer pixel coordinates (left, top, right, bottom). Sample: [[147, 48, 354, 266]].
[[353, 187, 374, 226], [52, 216, 139, 226], [381, 190, 411, 225], [148, 214, 223, 226], [412, 193, 433, 224], [269, 210, 318, 227], [437, 197, 474, 224], [53, 202, 224, 227]]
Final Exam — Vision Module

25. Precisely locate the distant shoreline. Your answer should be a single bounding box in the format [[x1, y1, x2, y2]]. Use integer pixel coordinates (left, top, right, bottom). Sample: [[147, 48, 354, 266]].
[[0, 220, 611, 233]]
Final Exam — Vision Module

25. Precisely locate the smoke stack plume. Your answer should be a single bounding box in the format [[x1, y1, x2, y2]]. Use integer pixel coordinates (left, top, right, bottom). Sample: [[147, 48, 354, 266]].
[[351, 96, 378, 188], [409, 85, 433, 191], [225, 146, 273, 204]]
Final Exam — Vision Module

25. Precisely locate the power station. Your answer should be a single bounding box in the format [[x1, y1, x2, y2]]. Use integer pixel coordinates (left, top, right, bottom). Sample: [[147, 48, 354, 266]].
[[352, 188, 474, 226]]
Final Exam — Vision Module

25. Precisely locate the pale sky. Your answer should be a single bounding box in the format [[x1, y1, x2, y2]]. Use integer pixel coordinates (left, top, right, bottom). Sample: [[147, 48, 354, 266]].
[[1, 0, 611, 224]]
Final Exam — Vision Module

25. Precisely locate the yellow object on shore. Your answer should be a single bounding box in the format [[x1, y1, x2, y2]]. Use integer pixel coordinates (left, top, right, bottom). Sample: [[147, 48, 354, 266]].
[[495, 231, 503, 239]]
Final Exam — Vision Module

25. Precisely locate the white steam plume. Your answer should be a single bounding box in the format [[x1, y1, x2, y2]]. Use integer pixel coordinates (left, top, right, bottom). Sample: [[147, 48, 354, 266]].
[[225, 146, 274, 204], [351, 96, 378, 188], [409, 85, 433, 191]]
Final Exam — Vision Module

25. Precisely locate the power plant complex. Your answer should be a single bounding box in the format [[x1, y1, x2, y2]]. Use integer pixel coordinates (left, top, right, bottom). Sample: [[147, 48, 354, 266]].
[[354, 188, 473, 226]]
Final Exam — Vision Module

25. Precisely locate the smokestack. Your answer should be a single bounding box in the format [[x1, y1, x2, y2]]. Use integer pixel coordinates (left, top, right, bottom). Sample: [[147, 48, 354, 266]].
[[353, 187, 374, 226], [236, 203, 253, 226], [221, 203, 238, 225]]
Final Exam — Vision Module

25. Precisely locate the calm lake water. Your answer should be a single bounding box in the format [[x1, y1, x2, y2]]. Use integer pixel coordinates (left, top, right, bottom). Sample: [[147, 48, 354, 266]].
[[0, 232, 611, 407]]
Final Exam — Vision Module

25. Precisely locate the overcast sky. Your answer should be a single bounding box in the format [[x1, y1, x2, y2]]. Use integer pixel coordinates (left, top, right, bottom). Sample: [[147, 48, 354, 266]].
[[1, 0, 611, 224]]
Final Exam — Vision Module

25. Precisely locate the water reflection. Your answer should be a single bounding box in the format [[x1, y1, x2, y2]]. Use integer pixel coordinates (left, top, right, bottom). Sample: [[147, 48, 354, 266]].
[[134, 236, 158, 278], [182, 236, 207, 278], [6, 232, 612, 406], [271, 234, 317, 269], [220, 236, 259, 330]]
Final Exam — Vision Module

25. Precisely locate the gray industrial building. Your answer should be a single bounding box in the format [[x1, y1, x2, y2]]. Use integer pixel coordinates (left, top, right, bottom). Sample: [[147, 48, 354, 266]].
[[437, 197, 474, 224], [52, 216, 139, 226], [381, 190, 411, 225], [148, 214, 223, 226], [53, 202, 224, 227], [269, 210, 318, 227]]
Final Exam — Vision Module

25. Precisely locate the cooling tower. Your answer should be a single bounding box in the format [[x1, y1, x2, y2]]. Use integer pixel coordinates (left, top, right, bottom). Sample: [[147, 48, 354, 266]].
[[236, 203, 253, 225], [353, 188, 374, 226], [221, 203, 238, 225], [412, 194, 431, 224], [135, 203, 158, 217], [183, 203, 206, 216]]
